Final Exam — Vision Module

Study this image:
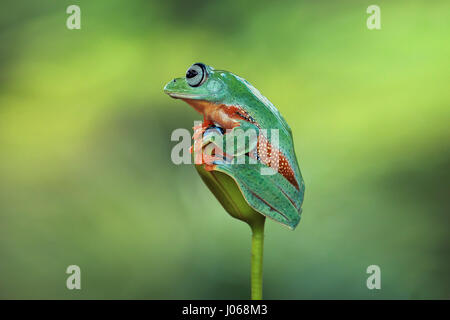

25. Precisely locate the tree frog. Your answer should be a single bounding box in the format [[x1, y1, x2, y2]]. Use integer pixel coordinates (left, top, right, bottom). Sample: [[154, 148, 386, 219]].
[[164, 63, 305, 229]]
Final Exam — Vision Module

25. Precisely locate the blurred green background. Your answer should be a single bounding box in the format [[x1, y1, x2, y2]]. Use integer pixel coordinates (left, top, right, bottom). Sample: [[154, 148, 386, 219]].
[[0, 0, 449, 299]]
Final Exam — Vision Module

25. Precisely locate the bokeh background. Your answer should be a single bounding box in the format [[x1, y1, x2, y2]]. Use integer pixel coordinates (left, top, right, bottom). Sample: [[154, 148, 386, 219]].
[[0, 0, 449, 299]]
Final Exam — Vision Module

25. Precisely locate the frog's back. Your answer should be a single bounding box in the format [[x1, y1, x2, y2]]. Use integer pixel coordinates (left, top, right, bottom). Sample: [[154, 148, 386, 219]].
[[231, 74, 304, 193]]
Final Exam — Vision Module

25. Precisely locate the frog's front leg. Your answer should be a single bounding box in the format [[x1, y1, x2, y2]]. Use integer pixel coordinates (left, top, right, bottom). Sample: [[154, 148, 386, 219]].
[[226, 120, 260, 157]]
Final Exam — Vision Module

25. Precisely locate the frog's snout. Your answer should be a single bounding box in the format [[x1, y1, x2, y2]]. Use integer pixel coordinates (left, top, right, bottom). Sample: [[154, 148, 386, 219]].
[[163, 78, 177, 94], [164, 77, 191, 99], [164, 76, 208, 100]]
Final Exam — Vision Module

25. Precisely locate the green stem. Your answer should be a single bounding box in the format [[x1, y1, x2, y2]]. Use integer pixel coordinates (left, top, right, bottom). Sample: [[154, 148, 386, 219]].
[[250, 217, 265, 300]]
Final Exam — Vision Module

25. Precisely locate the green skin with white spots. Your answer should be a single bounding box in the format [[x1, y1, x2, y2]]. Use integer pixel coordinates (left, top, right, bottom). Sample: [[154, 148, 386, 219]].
[[164, 63, 305, 229]]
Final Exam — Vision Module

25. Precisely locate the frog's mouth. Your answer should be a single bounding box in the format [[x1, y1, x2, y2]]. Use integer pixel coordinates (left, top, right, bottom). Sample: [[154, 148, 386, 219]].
[[165, 92, 205, 100], [163, 79, 210, 100]]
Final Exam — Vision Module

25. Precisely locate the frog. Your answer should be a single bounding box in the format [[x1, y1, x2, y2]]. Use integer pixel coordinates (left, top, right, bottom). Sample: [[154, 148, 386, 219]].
[[164, 63, 305, 230]]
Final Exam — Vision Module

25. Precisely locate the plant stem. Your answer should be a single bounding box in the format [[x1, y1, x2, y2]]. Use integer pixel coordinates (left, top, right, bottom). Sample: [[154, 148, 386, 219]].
[[250, 217, 265, 300]]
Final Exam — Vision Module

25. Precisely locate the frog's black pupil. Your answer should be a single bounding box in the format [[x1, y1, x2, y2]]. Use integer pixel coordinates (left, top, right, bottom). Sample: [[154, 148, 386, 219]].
[[186, 69, 198, 79]]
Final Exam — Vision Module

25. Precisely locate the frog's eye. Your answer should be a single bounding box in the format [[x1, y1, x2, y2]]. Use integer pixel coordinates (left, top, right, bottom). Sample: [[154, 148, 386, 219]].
[[186, 63, 207, 87]]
